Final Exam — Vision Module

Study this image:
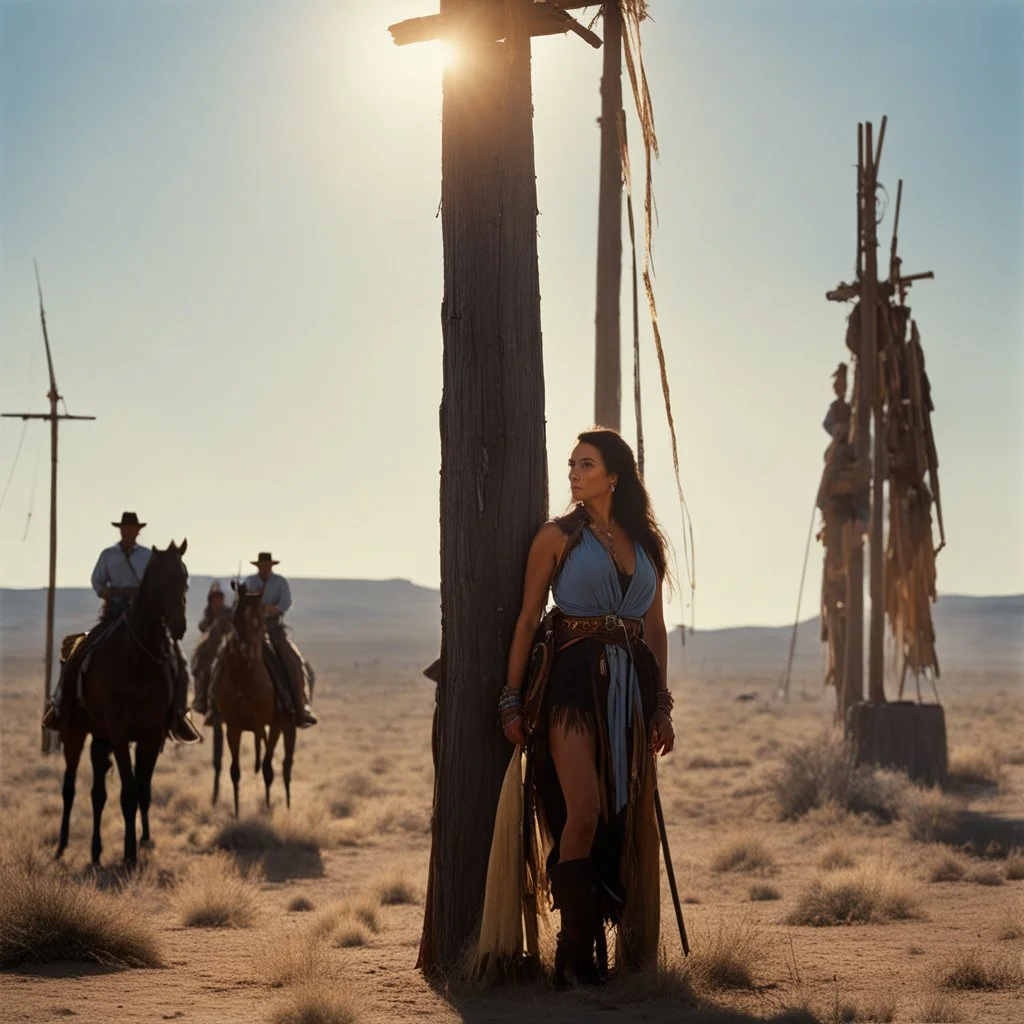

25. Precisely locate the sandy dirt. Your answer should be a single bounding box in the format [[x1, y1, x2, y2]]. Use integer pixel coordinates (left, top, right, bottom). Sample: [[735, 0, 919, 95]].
[[2, 655, 1022, 1023]]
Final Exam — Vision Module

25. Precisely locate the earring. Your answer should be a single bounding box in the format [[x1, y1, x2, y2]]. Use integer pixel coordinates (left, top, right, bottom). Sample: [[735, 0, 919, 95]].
[[611, 482, 616, 493]]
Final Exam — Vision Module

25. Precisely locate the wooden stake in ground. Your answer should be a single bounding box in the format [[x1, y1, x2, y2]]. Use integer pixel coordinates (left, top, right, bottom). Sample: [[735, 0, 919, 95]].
[[2, 263, 95, 754], [388, 0, 600, 974]]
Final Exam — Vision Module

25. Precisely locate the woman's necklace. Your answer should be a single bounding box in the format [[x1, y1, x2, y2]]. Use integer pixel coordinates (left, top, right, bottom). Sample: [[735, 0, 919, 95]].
[[589, 515, 617, 566]]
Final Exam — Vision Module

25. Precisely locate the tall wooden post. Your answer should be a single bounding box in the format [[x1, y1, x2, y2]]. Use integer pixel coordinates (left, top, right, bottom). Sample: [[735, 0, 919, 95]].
[[3, 263, 95, 753], [594, 0, 623, 430]]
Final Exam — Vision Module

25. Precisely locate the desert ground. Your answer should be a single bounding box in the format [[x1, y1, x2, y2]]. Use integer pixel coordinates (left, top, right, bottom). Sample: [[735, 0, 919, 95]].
[[2, 645, 1022, 1024]]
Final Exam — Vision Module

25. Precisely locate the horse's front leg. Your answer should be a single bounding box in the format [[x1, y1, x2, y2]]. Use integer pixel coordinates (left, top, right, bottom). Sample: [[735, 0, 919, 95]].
[[89, 738, 113, 866], [227, 725, 243, 819], [212, 719, 224, 807], [263, 725, 279, 809], [135, 736, 161, 848], [56, 728, 87, 860], [111, 740, 139, 865]]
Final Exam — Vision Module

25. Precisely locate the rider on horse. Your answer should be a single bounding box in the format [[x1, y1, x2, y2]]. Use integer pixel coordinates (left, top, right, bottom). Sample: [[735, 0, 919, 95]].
[[191, 581, 234, 721], [244, 552, 317, 728], [42, 511, 201, 744]]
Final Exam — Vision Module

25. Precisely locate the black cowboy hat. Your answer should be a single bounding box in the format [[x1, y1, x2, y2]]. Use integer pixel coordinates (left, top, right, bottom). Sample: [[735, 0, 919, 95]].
[[250, 552, 280, 566], [112, 511, 146, 528]]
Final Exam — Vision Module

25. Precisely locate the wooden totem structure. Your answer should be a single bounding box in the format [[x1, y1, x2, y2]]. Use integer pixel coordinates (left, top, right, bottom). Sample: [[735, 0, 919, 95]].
[[822, 117, 947, 785]]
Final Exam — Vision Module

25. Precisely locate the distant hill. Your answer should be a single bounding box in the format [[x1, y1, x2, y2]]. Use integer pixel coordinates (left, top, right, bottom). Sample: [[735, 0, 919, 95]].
[[1, 580, 1020, 683]]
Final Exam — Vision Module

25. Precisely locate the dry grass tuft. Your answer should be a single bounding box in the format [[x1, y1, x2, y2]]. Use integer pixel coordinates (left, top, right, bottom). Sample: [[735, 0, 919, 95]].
[[710, 836, 776, 875], [329, 797, 357, 820], [334, 922, 369, 948], [900, 786, 961, 844], [604, 951, 698, 1005], [377, 874, 418, 906], [926, 848, 969, 883], [968, 865, 1005, 887], [913, 993, 964, 1022], [174, 852, 260, 928], [787, 865, 920, 926], [948, 745, 1003, 789], [771, 733, 904, 822], [213, 811, 328, 881], [0, 857, 163, 968], [684, 917, 768, 991], [997, 897, 1023, 941], [685, 754, 752, 770], [289, 896, 316, 913], [260, 931, 331, 989], [940, 947, 1023, 991], [270, 980, 358, 1024], [819, 843, 857, 871], [1005, 849, 1024, 880], [749, 883, 781, 901]]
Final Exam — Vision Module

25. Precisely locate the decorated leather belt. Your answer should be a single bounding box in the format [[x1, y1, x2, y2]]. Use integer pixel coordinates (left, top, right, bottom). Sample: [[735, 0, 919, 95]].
[[555, 613, 644, 647]]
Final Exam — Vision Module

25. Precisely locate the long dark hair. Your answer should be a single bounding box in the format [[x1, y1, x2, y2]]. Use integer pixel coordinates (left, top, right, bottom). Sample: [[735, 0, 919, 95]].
[[576, 427, 670, 584]]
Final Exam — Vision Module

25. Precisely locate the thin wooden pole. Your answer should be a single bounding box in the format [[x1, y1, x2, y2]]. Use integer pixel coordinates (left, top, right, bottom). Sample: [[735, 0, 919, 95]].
[[594, 0, 623, 430], [865, 125, 885, 705]]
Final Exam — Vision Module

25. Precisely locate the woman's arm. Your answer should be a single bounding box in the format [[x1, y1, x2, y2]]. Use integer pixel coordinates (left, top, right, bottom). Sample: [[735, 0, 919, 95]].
[[644, 576, 675, 755], [505, 523, 565, 691]]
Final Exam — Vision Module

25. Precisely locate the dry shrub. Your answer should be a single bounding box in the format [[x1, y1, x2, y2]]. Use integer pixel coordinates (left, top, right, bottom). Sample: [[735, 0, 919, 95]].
[[914, 993, 964, 1022], [310, 897, 380, 946], [948, 745, 1003, 789], [603, 951, 698, 1006], [1005, 849, 1024, 880], [334, 923, 369, 948], [0, 858, 163, 968], [749, 884, 781, 901], [900, 786, 961, 844], [968, 865, 1004, 887], [260, 931, 330, 989], [377, 874, 417, 905], [341, 771, 378, 799], [710, 837, 776, 875], [366, 798, 430, 836], [771, 733, 903, 821], [289, 896, 315, 913], [174, 851, 260, 928], [820, 843, 857, 871], [270, 981, 358, 1024], [329, 797, 357, 820], [927, 848, 969, 882], [998, 897, 1023, 941], [940, 947, 1023, 990], [685, 755, 752, 770], [787, 865, 920, 926], [213, 811, 327, 881], [684, 917, 768, 991]]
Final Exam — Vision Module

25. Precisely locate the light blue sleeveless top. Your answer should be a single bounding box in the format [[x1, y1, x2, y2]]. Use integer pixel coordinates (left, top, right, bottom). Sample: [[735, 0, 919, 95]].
[[552, 528, 658, 813]]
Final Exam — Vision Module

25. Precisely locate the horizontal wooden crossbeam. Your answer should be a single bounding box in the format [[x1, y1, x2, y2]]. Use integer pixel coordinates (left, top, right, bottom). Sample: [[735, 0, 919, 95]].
[[826, 270, 933, 303], [389, 2, 602, 49], [2, 412, 96, 421]]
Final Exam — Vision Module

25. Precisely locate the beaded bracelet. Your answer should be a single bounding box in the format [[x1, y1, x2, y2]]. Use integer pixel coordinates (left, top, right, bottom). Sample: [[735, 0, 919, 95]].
[[498, 685, 524, 728]]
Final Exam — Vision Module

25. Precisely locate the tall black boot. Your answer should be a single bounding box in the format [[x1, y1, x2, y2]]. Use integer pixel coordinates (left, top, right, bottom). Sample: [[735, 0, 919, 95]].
[[549, 858, 602, 989]]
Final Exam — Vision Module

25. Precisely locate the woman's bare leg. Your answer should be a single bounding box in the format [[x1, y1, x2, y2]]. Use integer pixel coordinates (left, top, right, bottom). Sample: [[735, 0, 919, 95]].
[[549, 723, 600, 862]]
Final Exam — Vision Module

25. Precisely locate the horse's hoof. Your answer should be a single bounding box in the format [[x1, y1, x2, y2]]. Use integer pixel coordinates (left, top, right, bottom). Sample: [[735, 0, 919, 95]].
[[54, 846, 66, 861], [140, 838, 155, 850]]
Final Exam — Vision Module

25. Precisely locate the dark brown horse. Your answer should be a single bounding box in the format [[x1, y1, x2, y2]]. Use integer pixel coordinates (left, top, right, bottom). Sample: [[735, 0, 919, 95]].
[[211, 582, 297, 815], [55, 541, 189, 866]]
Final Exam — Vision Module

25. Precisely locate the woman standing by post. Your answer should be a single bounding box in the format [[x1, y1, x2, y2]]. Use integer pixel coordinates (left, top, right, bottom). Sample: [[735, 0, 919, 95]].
[[478, 427, 675, 987]]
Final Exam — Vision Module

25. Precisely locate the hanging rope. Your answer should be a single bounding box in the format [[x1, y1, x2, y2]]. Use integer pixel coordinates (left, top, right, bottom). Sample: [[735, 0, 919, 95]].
[[781, 497, 819, 701], [22, 434, 41, 541], [618, 1, 696, 627], [0, 421, 29, 514]]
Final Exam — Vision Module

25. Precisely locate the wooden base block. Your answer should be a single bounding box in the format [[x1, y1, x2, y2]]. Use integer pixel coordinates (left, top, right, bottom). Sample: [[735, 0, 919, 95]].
[[847, 701, 948, 788]]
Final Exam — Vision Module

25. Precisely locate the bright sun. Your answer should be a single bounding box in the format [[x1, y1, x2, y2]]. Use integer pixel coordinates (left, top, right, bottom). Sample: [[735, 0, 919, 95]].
[[437, 39, 461, 70]]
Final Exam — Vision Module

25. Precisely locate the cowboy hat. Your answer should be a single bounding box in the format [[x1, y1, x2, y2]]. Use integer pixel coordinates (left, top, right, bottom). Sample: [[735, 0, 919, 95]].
[[250, 552, 280, 566], [112, 511, 146, 528]]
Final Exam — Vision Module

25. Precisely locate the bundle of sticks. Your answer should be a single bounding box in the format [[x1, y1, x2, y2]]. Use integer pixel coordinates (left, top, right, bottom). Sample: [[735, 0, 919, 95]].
[[880, 307, 945, 697]]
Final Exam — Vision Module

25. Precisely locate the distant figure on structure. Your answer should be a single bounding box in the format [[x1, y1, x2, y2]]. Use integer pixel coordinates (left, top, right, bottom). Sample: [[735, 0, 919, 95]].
[[473, 428, 675, 986], [816, 366, 870, 716], [191, 581, 234, 721], [244, 552, 317, 728], [43, 511, 201, 744]]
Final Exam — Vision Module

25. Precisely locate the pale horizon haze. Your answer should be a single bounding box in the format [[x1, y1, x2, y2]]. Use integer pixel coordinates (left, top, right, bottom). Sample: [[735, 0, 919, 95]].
[[1, 0, 1022, 630]]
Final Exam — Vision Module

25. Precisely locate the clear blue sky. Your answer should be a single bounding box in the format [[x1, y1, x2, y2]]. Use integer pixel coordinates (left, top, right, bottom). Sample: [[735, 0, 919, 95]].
[[1, 0, 1021, 629]]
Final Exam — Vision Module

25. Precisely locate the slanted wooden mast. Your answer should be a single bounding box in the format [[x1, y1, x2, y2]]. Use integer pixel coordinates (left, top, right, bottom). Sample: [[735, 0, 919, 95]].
[[2, 263, 95, 754], [387, 0, 601, 975]]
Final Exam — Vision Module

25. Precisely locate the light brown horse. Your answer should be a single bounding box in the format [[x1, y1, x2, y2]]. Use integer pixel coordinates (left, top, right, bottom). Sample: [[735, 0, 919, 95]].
[[213, 582, 296, 815], [56, 541, 189, 866]]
